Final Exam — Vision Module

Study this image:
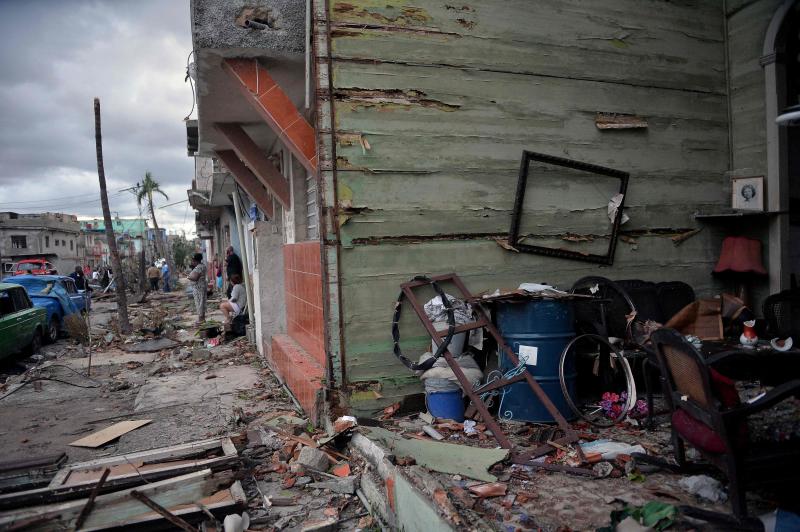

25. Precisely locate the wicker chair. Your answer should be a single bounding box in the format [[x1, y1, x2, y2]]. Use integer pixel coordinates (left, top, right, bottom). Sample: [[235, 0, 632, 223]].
[[650, 328, 800, 519], [763, 289, 800, 339]]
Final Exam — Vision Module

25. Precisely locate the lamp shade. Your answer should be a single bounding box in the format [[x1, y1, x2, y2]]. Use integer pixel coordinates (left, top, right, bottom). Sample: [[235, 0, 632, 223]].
[[713, 236, 767, 275]]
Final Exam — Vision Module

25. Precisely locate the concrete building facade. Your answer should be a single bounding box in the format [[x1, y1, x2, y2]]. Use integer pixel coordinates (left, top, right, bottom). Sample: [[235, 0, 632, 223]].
[[187, 0, 800, 421], [0, 212, 84, 275]]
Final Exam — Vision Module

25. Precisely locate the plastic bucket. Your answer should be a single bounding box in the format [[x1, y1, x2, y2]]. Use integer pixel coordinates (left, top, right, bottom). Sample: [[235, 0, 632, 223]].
[[426, 389, 465, 422], [431, 321, 467, 356]]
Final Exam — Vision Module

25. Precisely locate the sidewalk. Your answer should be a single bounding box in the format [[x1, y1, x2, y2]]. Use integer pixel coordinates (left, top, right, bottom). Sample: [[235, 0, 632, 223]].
[[0, 285, 371, 530]]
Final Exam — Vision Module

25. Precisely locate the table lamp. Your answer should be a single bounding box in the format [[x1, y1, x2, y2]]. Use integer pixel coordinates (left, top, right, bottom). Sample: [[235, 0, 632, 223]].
[[713, 236, 767, 308]]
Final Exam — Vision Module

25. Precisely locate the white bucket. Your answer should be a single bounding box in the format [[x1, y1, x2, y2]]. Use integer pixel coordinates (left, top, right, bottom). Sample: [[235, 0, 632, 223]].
[[431, 321, 467, 356]]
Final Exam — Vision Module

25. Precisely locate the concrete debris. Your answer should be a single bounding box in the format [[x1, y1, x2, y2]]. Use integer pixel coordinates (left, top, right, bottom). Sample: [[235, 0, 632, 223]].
[[191, 348, 211, 360], [300, 517, 338, 532], [333, 415, 357, 433], [422, 425, 444, 440], [307, 475, 358, 495], [468, 482, 507, 498], [296, 446, 330, 471], [365, 426, 509, 482], [0, 290, 370, 531], [123, 337, 179, 353]]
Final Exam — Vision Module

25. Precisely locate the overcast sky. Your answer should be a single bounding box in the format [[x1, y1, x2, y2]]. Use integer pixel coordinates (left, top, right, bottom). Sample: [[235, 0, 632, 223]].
[[0, 0, 196, 235]]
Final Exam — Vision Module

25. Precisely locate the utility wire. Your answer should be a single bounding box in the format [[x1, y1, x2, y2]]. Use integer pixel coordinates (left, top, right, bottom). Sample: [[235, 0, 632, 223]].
[[0, 191, 126, 208]]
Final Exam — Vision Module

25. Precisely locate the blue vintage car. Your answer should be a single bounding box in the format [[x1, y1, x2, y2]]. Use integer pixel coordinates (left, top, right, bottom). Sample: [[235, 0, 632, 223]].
[[2, 275, 90, 343]]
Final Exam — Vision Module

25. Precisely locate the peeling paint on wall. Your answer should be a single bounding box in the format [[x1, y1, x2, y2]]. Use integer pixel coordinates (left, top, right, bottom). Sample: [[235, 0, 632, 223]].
[[318, 0, 732, 415], [335, 88, 461, 112]]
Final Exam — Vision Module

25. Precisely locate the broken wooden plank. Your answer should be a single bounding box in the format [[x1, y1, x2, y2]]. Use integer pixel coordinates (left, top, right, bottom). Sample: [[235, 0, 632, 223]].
[[0, 456, 241, 511], [0, 469, 234, 530], [0, 454, 67, 494], [83, 482, 246, 531], [53, 437, 235, 488], [69, 420, 152, 448], [129, 490, 196, 532], [73, 469, 110, 530], [0, 438, 239, 511]]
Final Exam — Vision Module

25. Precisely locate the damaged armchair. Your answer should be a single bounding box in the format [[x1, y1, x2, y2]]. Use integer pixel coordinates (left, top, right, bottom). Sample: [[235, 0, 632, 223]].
[[650, 328, 800, 519]]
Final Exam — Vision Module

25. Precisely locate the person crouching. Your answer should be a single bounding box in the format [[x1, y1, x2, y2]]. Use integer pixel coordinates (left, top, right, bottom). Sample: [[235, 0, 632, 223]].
[[220, 274, 246, 325]]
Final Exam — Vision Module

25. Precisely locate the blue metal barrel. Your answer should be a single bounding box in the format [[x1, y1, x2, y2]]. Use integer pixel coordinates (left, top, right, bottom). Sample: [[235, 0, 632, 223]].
[[495, 300, 576, 423]]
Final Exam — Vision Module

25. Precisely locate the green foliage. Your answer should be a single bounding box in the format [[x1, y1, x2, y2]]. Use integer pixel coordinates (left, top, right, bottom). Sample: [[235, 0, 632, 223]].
[[172, 234, 196, 270], [136, 171, 169, 207], [599, 501, 677, 532]]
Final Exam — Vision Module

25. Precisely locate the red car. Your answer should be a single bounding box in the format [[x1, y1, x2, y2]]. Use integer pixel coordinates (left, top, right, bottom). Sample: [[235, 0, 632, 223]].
[[14, 259, 58, 276]]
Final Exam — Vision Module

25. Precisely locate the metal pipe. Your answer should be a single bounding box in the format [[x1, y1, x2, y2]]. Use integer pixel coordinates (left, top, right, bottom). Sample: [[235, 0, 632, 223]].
[[305, 0, 311, 110], [244, 19, 269, 30], [232, 189, 255, 327]]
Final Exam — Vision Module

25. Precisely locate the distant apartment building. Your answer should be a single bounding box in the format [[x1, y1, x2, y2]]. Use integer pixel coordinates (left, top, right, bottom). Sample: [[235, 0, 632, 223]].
[[79, 218, 163, 269], [0, 212, 84, 274]]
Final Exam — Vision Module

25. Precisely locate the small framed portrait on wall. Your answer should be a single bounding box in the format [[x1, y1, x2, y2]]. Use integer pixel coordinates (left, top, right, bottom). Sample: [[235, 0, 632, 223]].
[[731, 176, 764, 211]]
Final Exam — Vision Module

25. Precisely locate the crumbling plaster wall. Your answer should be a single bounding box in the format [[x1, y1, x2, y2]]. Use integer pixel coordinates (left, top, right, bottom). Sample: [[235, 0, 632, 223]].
[[727, 0, 784, 173], [726, 0, 790, 303], [253, 220, 286, 358], [318, 0, 732, 414]]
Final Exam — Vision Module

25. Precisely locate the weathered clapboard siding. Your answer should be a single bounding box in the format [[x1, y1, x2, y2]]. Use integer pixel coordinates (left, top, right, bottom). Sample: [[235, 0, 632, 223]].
[[727, 0, 783, 173], [339, 229, 727, 415], [320, 0, 731, 414], [330, 0, 725, 93]]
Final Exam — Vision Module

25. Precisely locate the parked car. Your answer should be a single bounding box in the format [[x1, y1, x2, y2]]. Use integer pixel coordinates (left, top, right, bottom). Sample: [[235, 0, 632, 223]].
[[2, 275, 89, 343], [14, 258, 57, 276], [0, 282, 47, 359]]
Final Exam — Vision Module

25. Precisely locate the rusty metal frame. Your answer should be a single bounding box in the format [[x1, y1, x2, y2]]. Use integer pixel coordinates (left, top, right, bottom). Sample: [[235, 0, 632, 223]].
[[508, 150, 630, 265], [400, 273, 581, 460]]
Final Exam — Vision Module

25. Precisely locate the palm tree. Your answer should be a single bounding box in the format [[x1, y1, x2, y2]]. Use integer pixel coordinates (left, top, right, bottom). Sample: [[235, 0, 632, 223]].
[[136, 172, 175, 289], [136, 171, 168, 239]]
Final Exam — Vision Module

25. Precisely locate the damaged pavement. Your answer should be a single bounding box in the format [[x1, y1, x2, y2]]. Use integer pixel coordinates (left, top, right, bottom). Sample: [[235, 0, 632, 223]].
[[2, 275, 794, 531], [0, 283, 373, 531]]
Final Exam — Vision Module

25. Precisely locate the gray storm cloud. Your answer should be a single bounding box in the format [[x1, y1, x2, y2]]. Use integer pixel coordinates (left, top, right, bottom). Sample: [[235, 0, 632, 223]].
[[0, 0, 195, 234]]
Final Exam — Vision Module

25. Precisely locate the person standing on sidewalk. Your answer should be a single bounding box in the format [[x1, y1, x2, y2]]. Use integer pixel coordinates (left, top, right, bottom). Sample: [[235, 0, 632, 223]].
[[146, 262, 161, 291], [224, 246, 243, 298], [188, 253, 207, 325], [161, 262, 171, 292]]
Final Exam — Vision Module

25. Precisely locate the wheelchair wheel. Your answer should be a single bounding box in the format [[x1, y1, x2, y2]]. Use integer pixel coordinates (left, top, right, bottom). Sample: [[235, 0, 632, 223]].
[[559, 333, 636, 427]]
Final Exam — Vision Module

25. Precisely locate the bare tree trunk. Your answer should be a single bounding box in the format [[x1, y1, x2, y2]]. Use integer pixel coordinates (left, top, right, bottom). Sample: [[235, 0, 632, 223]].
[[139, 243, 146, 292], [148, 193, 176, 291], [94, 98, 131, 333]]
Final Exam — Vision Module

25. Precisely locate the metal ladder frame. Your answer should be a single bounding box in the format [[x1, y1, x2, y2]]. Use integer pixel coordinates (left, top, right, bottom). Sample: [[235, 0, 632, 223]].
[[401, 273, 581, 462]]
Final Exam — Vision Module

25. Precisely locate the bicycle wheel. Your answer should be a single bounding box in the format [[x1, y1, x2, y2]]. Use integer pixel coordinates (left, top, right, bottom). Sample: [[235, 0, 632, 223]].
[[559, 333, 636, 427]]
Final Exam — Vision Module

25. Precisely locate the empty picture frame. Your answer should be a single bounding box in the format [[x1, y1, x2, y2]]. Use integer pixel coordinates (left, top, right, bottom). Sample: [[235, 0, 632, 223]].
[[508, 151, 630, 265]]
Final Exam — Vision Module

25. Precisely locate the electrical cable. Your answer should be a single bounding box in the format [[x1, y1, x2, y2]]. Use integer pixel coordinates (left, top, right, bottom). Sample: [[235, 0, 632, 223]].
[[184, 50, 196, 121], [0, 192, 120, 205], [0, 376, 101, 402], [0, 192, 127, 211], [41, 363, 102, 385], [391, 275, 455, 372]]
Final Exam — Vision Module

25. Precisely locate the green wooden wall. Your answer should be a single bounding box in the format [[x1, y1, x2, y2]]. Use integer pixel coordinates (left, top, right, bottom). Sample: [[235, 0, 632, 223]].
[[321, 0, 731, 415]]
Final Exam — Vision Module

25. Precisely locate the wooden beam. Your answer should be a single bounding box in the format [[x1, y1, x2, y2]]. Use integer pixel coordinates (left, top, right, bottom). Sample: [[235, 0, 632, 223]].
[[215, 150, 274, 220], [0, 470, 233, 530], [73, 469, 110, 530], [222, 58, 317, 174], [129, 491, 196, 532], [215, 123, 290, 208]]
